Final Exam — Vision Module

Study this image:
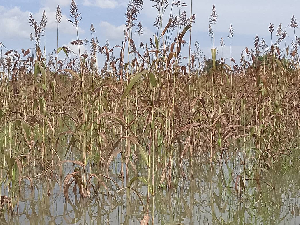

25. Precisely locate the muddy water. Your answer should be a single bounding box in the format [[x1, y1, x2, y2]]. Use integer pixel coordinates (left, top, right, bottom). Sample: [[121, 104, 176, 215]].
[[1, 152, 299, 224]]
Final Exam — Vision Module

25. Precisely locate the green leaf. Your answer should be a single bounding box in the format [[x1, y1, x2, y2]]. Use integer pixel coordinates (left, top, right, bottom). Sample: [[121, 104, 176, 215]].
[[128, 176, 149, 189], [8, 157, 15, 171], [101, 96, 108, 110], [183, 24, 192, 34], [149, 72, 157, 88], [40, 64, 46, 76], [42, 84, 47, 91], [217, 138, 222, 147], [138, 177, 148, 186], [155, 35, 159, 49], [138, 145, 149, 167], [39, 97, 46, 114], [57, 47, 69, 57], [33, 99, 39, 111], [15, 119, 21, 127], [151, 120, 155, 130], [34, 61, 41, 76], [12, 162, 17, 184], [128, 177, 139, 188], [121, 70, 147, 100], [22, 122, 31, 140], [178, 24, 192, 40], [211, 48, 217, 70]]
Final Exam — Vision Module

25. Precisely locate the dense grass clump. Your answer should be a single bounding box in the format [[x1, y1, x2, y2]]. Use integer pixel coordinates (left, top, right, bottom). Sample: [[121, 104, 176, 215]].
[[0, 0, 299, 221]]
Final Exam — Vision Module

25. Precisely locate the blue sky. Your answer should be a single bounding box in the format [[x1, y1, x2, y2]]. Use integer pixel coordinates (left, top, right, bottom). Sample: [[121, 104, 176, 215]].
[[0, 0, 300, 64]]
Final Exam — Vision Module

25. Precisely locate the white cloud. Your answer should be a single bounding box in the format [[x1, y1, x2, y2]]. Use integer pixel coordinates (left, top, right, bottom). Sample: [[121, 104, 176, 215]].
[[0, 4, 86, 53], [99, 21, 125, 41], [177, 0, 298, 37], [43, 0, 71, 8], [83, 0, 118, 9], [0, 6, 31, 39], [2, 0, 299, 64], [140, 0, 300, 43]]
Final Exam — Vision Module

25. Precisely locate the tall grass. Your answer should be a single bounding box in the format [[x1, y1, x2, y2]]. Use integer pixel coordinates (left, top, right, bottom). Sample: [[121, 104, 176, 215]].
[[0, 0, 299, 221]]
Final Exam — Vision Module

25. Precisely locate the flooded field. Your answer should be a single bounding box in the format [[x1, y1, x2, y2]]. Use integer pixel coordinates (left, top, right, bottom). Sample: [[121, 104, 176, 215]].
[[1, 149, 299, 224], [1, 1, 300, 224]]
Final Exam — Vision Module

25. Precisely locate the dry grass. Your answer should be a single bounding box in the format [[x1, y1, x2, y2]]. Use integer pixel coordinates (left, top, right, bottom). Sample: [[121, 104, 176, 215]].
[[0, 0, 299, 218]]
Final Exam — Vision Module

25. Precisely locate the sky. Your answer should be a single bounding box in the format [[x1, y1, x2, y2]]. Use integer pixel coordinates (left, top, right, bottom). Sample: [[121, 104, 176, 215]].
[[0, 0, 300, 65]]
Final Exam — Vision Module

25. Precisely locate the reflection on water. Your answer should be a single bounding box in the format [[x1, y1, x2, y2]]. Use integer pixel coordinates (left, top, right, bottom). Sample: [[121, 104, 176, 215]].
[[1, 152, 299, 224]]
